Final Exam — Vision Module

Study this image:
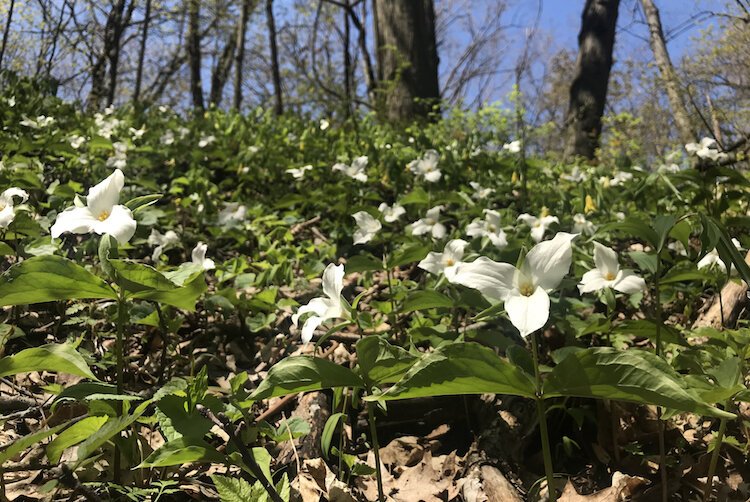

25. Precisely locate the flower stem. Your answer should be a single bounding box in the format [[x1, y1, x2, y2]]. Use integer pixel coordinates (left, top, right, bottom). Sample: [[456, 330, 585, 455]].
[[531, 333, 556, 502], [703, 416, 727, 502], [114, 292, 126, 484], [653, 259, 668, 502], [367, 401, 385, 502]]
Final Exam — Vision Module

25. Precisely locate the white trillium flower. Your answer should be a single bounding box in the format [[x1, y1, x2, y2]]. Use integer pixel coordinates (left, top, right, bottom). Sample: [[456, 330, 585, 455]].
[[319, 119, 330, 131], [50, 169, 137, 244], [218, 203, 248, 226], [503, 140, 521, 154], [0, 188, 29, 229], [572, 213, 596, 236], [686, 137, 724, 161], [69, 135, 86, 149], [698, 238, 741, 274], [450, 232, 577, 337], [469, 181, 494, 199], [191, 242, 216, 270], [333, 156, 368, 182], [517, 213, 559, 243], [129, 126, 146, 140], [160, 131, 175, 146], [578, 242, 646, 295], [286, 165, 313, 179], [378, 202, 406, 223], [609, 171, 633, 186], [418, 239, 468, 281], [408, 150, 442, 182], [562, 166, 587, 183], [148, 229, 180, 261], [352, 211, 382, 245], [410, 205, 447, 239], [198, 135, 216, 148], [466, 209, 507, 249], [668, 241, 688, 256], [292, 263, 348, 344]]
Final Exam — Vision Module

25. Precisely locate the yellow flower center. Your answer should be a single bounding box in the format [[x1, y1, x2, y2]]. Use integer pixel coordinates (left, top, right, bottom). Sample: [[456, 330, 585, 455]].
[[445, 258, 455, 266], [604, 272, 616, 281], [0, 205, 5, 212], [519, 284, 535, 297], [98, 211, 110, 221]]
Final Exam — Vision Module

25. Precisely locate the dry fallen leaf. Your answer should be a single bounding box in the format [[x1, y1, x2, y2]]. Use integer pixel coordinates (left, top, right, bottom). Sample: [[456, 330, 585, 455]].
[[559, 471, 648, 501]]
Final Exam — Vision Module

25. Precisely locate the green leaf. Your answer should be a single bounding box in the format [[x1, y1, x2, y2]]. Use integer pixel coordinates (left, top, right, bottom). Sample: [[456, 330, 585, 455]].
[[0, 255, 115, 306], [75, 400, 151, 463], [321, 413, 346, 460], [47, 416, 109, 464], [628, 251, 658, 275], [109, 260, 206, 311], [390, 243, 430, 268], [543, 347, 733, 418], [661, 268, 713, 285], [355, 336, 417, 384], [401, 290, 453, 313], [601, 217, 658, 248], [370, 342, 535, 401], [156, 394, 213, 441], [138, 437, 224, 468], [251, 357, 364, 401], [125, 193, 162, 212], [0, 421, 69, 464], [211, 475, 265, 502], [346, 254, 382, 273], [652, 215, 676, 252], [0, 343, 97, 380]]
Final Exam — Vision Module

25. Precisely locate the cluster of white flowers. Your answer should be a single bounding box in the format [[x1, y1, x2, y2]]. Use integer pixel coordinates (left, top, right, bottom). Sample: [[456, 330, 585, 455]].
[[94, 108, 121, 138], [685, 137, 728, 162], [333, 156, 368, 182], [106, 142, 128, 169], [20, 115, 55, 129], [503, 140, 521, 154], [286, 165, 313, 179], [198, 135, 216, 148]]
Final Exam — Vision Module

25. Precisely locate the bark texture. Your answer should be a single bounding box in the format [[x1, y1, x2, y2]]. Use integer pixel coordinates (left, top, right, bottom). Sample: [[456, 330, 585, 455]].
[[133, 0, 152, 102], [266, 0, 283, 115], [233, 0, 253, 109], [187, 0, 204, 111], [373, 0, 440, 122], [564, 0, 620, 160], [640, 0, 695, 146]]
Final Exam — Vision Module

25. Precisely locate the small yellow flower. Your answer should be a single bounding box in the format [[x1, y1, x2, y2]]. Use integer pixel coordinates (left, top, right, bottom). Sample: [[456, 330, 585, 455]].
[[584, 195, 596, 214], [511, 171, 518, 184]]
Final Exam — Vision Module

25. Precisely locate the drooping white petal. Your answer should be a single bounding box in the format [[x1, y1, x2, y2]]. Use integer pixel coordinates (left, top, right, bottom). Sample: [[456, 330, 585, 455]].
[[322, 263, 345, 302], [431, 222, 447, 239], [526, 232, 577, 291], [504, 287, 550, 337], [530, 225, 546, 243], [517, 213, 537, 227], [0, 206, 16, 229], [449, 257, 517, 302], [87, 169, 125, 218], [488, 231, 508, 249], [423, 169, 442, 182], [443, 239, 468, 262], [300, 316, 325, 344], [91, 204, 137, 244], [593, 241, 619, 278], [50, 206, 98, 238], [352, 211, 382, 245], [613, 270, 646, 294], [1, 188, 28, 205], [191, 242, 216, 270], [418, 252, 445, 275], [292, 297, 330, 326]]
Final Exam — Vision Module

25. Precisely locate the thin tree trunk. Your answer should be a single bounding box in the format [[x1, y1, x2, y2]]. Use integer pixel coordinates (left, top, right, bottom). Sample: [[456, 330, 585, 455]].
[[266, 0, 283, 115], [373, 0, 440, 122], [45, 2, 67, 79], [106, 0, 130, 106], [209, 34, 236, 106], [0, 0, 15, 71], [564, 0, 620, 160], [233, 0, 251, 109], [187, 0, 205, 111], [640, 0, 695, 146], [353, 1, 376, 103], [134, 0, 152, 103], [343, 0, 352, 116]]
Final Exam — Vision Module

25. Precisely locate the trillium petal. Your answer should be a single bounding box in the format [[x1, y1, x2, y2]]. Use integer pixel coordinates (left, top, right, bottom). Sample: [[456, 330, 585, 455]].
[[418, 252, 444, 275], [613, 270, 646, 294], [292, 297, 330, 326], [444, 239, 468, 262], [505, 287, 550, 337], [92, 204, 136, 244], [449, 257, 517, 302], [300, 315, 324, 344], [322, 263, 345, 301], [593, 241, 619, 277], [530, 225, 546, 243], [578, 269, 608, 294], [87, 169, 124, 217], [526, 232, 577, 290], [466, 220, 484, 237], [0, 206, 15, 229], [432, 223, 447, 239], [488, 231, 508, 249], [517, 213, 537, 226], [50, 206, 98, 238], [1, 188, 28, 204], [424, 170, 442, 182]]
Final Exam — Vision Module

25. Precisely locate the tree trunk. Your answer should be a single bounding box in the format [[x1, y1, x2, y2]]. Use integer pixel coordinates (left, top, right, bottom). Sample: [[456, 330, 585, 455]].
[[106, 0, 132, 106], [209, 34, 236, 107], [564, 0, 620, 160], [373, 0, 440, 122], [266, 0, 283, 115], [343, 0, 352, 116], [233, 0, 252, 109], [640, 0, 695, 146], [0, 0, 15, 71], [134, 0, 152, 103], [187, 0, 204, 111]]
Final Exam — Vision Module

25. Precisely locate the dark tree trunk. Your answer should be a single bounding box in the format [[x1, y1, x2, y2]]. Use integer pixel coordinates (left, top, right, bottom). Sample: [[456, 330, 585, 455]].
[[564, 0, 620, 160], [134, 0, 152, 103], [233, 0, 252, 109], [640, 0, 695, 146], [106, 0, 134, 106], [343, 0, 352, 116], [0, 0, 15, 71], [209, 34, 236, 106], [187, 0, 204, 111], [373, 0, 440, 122], [266, 0, 283, 115], [87, 0, 129, 110]]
